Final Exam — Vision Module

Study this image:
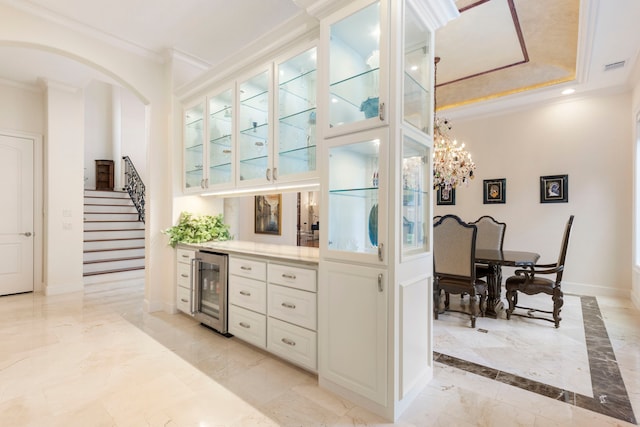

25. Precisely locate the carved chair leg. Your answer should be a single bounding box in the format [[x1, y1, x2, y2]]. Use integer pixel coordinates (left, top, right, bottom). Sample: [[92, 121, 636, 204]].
[[434, 288, 440, 320], [445, 292, 450, 309], [479, 292, 486, 317], [552, 287, 564, 328], [505, 288, 515, 320], [470, 293, 477, 328]]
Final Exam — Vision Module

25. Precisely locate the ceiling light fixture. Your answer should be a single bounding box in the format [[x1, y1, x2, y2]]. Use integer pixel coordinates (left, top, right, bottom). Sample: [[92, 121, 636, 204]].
[[432, 57, 476, 191]]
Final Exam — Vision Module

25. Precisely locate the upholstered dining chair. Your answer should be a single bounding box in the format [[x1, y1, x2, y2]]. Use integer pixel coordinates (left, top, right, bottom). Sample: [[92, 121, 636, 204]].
[[433, 214, 487, 328], [505, 215, 574, 328], [470, 215, 506, 279]]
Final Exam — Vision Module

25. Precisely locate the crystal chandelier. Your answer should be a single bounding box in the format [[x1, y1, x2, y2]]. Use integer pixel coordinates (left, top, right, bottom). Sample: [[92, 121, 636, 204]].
[[432, 57, 476, 191], [433, 117, 475, 190]]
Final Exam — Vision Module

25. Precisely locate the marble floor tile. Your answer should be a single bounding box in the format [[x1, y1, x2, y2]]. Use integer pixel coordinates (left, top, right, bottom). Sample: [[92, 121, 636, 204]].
[[0, 279, 638, 426]]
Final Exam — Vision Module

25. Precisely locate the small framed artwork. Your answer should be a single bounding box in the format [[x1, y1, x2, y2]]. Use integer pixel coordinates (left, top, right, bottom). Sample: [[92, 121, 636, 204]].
[[540, 175, 568, 203], [436, 186, 456, 205], [483, 178, 506, 204], [255, 194, 282, 235]]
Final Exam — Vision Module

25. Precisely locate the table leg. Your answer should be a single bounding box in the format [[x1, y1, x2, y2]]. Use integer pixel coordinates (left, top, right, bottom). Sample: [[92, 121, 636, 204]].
[[484, 263, 503, 318]]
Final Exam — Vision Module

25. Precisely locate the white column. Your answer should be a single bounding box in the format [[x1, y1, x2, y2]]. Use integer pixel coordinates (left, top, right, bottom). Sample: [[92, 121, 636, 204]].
[[112, 85, 123, 190]]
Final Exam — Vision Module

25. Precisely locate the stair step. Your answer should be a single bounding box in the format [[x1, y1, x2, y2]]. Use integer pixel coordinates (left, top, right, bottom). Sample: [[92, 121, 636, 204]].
[[84, 238, 145, 251], [84, 220, 144, 231], [85, 190, 129, 198], [83, 266, 145, 278], [83, 256, 145, 274], [84, 229, 145, 240], [84, 212, 140, 221], [83, 247, 145, 261], [84, 204, 138, 213]]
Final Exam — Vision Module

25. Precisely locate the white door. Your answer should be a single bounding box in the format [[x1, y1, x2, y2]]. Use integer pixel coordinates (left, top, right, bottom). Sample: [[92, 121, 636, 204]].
[[0, 134, 34, 295]]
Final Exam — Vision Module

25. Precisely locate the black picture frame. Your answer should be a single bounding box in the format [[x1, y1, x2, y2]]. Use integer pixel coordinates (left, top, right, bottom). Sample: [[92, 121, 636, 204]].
[[436, 186, 455, 205], [483, 178, 506, 204], [540, 175, 568, 203]]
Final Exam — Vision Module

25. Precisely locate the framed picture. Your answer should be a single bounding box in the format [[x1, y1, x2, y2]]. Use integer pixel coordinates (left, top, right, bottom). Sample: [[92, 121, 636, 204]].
[[483, 178, 506, 204], [540, 175, 568, 203], [255, 194, 282, 235], [436, 186, 456, 205]]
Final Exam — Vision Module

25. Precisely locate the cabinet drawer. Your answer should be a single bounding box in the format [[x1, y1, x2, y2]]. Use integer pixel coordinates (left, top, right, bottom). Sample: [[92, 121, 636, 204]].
[[268, 263, 317, 292], [268, 317, 317, 371], [177, 248, 195, 263], [229, 305, 266, 349], [268, 284, 317, 331], [176, 262, 192, 288], [229, 275, 266, 314], [230, 257, 267, 281], [176, 286, 192, 315]]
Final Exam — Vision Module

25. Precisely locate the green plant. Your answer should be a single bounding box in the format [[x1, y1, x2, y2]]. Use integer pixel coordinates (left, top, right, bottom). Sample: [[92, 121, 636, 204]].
[[162, 212, 232, 248]]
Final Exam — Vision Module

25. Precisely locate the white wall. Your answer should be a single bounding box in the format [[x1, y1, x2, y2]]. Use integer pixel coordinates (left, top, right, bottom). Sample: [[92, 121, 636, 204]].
[[0, 82, 43, 134], [120, 86, 146, 184], [435, 91, 633, 297], [631, 61, 640, 309], [84, 81, 113, 189], [44, 81, 85, 295]]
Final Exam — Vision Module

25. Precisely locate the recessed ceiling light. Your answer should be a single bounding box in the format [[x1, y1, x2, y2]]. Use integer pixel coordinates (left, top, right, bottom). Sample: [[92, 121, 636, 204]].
[[561, 88, 575, 95]]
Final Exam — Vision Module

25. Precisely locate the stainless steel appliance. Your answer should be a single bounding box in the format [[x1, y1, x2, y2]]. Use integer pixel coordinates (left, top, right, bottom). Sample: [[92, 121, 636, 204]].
[[193, 250, 229, 335]]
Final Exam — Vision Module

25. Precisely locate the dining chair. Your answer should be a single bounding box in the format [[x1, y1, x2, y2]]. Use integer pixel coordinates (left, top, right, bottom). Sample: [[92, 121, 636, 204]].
[[505, 215, 574, 328], [433, 214, 487, 328], [470, 215, 506, 279]]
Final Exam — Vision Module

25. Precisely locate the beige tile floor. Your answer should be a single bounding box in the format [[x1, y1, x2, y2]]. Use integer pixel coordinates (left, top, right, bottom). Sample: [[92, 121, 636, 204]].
[[0, 279, 638, 426]]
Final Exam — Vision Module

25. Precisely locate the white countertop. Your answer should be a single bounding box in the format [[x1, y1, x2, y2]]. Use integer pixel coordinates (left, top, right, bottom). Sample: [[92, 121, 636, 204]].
[[187, 240, 319, 264]]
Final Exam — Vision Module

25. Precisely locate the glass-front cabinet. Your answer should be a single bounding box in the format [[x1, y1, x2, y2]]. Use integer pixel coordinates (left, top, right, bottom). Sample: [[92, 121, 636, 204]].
[[183, 101, 205, 190], [238, 67, 271, 185], [403, 1, 432, 135], [208, 86, 234, 188], [275, 46, 318, 181], [325, 129, 387, 265], [323, 0, 388, 137], [401, 130, 430, 255]]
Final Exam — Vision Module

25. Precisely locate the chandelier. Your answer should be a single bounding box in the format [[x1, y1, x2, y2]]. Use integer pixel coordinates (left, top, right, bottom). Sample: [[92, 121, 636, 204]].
[[432, 116, 476, 190], [432, 57, 476, 191]]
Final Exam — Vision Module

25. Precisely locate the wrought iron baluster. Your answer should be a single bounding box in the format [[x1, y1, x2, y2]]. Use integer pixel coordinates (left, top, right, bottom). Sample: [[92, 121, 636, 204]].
[[122, 156, 146, 223]]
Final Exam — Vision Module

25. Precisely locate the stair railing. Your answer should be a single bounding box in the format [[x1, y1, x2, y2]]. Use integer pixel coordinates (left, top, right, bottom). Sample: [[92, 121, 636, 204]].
[[122, 156, 145, 223]]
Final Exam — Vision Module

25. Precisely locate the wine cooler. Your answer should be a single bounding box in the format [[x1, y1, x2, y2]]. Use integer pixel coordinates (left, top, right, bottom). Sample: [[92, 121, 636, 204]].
[[193, 250, 229, 335]]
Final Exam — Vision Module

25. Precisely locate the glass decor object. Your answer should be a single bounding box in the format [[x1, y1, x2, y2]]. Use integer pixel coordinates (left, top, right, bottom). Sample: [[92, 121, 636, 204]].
[[328, 1, 380, 128], [402, 134, 429, 253], [403, 2, 431, 134], [277, 47, 317, 177], [328, 138, 380, 255], [184, 103, 204, 189], [238, 70, 270, 182], [208, 89, 233, 186]]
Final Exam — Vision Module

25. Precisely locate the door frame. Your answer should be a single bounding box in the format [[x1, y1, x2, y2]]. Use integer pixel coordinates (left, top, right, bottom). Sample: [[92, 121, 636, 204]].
[[0, 129, 43, 293]]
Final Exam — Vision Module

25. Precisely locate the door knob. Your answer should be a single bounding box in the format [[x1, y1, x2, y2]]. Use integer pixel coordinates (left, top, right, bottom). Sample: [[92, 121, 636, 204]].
[[21, 232, 32, 237]]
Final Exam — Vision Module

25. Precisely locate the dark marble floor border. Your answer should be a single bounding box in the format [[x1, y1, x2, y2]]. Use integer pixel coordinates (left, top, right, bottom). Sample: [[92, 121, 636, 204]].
[[434, 295, 636, 424]]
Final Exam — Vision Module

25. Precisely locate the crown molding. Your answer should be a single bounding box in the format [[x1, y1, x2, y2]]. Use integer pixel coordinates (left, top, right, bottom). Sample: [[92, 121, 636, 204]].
[[408, 0, 460, 30]]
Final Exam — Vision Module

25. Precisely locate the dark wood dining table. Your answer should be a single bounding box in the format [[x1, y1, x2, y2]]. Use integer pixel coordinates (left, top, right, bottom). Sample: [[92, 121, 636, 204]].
[[474, 249, 540, 318]]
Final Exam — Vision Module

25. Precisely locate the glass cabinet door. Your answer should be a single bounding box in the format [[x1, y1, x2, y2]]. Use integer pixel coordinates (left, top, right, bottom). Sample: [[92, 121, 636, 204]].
[[327, 0, 384, 132], [401, 132, 429, 254], [238, 68, 271, 183], [208, 87, 233, 187], [276, 46, 317, 180], [326, 130, 387, 263], [184, 102, 205, 190], [403, 1, 432, 135]]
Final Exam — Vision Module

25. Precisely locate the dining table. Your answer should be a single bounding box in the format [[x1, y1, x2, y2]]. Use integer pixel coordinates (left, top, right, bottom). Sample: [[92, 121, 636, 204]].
[[474, 249, 540, 318]]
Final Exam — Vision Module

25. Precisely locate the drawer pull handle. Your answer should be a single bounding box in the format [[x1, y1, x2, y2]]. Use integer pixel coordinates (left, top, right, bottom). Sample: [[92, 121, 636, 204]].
[[281, 302, 296, 309], [282, 273, 296, 280], [281, 338, 296, 346], [240, 266, 252, 271], [180, 298, 188, 303], [239, 322, 251, 329], [181, 274, 189, 278], [181, 254, 189, 258], [239, 290, 251, 296]]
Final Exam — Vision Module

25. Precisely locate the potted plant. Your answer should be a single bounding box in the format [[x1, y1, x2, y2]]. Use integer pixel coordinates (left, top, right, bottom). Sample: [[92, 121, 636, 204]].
[[162, 211, 232, 248]]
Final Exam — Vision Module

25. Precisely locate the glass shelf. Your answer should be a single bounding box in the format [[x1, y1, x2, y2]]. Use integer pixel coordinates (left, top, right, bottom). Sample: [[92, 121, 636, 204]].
[[210, 134, 231, 147], [402, 133, 429, 253], [404, 72, 430, 133], [404, 4, 431, 135], [184, 169, 202, 189], [209, 163, 232, 186], [329, 68, 380, 126]]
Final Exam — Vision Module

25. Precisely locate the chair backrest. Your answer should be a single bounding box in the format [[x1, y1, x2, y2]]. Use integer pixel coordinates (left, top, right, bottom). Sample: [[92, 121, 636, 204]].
[[556, 215, 575, 282], [433, 214, 477, 280], [470, 215, 506, 251]]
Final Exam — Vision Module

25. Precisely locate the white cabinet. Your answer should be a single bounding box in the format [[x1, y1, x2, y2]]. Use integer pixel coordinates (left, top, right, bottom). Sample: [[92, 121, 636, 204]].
[[176, 248, 196, 315], [228, 256, 268, 347], [183, 101, 206, 191], [316, 0, 454, 420], [228, 254, 318, 371], [319, 261, 387, 405]]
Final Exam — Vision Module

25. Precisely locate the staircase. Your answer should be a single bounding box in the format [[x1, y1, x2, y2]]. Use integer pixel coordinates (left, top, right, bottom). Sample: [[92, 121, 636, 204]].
[[83, 190, 145, 284]]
